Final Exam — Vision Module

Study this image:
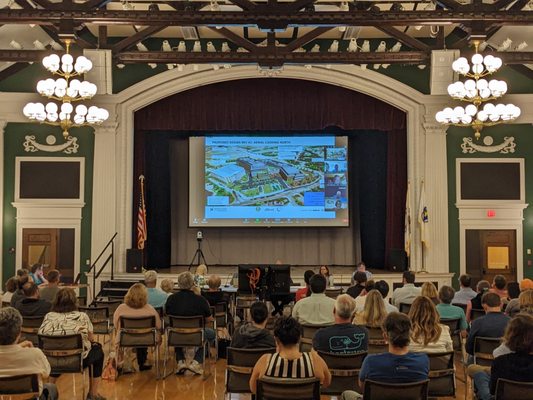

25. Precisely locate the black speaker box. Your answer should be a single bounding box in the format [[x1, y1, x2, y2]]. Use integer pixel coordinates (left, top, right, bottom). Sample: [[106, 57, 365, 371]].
[[126, 248, 143, 273], [388, 248, 408, 272]]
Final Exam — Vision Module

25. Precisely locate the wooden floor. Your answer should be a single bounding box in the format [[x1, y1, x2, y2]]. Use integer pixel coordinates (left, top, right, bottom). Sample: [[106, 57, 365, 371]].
[[54, 356, 468, 400]]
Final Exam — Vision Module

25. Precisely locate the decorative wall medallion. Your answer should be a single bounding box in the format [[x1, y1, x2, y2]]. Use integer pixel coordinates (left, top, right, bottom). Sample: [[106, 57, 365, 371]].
[[23, 135, 79, 154], [461, 136, 515, 154]]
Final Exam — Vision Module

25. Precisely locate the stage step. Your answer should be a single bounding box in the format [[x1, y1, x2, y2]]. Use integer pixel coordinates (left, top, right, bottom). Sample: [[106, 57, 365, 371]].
[[96, 279, 141, 301]]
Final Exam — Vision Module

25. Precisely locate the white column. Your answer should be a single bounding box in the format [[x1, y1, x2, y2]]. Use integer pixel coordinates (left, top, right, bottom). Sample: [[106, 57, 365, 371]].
[[91, 123, 118, 266], [422, 119, 449, 274], [0, 119, 6, 281]]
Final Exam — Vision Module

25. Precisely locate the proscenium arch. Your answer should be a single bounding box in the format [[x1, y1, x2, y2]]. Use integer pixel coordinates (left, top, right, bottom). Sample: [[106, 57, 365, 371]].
[[112, 64, 427, 272]]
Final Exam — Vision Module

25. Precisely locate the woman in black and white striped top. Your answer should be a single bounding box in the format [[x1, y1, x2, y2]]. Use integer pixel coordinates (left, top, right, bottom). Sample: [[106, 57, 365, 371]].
[[250, 316, 331, 393]]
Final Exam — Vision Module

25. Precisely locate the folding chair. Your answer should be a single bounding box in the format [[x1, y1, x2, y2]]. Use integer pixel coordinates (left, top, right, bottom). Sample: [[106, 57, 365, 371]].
[[440, 318, 463, 355], [363, 379, 429, 400], [399, 303, 412, 314], [366, 326, 388, 354], [225, 347, 276, 398], [79, 306, 113, 353], [38, 333, 86, 399], [257, 377, 321, 400], [325, 288, 343, 299], [427, 351, 455, 397], [93, 300, 121, 326], [21, 316, 45, 347], [470, 309, 485, 322], [0, 374, 40, 399], [473, 336, 501, 367], [318, 351, 367, 395], [495, 378, 533, 400], [118, 315, 160, 379], [300, 324, 328, 353]]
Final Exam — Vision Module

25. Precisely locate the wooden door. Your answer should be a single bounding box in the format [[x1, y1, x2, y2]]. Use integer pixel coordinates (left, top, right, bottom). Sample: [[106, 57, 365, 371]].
[[466, 229, 517, 285], [22, 228, 58, 271]]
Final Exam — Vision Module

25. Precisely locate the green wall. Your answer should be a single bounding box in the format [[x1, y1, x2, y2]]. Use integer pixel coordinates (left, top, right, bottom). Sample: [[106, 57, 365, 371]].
[[2, 124, 94, 286], [447, 124, 533, 282]]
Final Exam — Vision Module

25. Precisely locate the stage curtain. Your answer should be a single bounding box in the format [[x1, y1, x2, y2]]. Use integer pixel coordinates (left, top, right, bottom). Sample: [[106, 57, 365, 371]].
[[133, 78, 406, 269]]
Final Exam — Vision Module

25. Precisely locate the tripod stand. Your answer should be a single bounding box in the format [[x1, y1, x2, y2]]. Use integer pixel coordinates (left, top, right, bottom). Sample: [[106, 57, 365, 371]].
[[188, 238, 207, 270]]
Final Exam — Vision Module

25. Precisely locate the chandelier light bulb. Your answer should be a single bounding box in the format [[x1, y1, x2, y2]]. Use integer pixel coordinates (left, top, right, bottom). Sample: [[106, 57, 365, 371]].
[[471, 53, 483, 65]]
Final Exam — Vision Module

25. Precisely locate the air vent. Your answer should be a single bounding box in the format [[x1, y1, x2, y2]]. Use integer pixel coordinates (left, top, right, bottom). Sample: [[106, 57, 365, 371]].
[[181, 26, 199, 40]]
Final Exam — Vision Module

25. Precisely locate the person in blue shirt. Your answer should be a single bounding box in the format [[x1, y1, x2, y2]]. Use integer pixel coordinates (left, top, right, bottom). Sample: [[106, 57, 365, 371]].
[[144, 270, 168, 309], [341, 312, 429, 400], [30, 264, 48, 287]]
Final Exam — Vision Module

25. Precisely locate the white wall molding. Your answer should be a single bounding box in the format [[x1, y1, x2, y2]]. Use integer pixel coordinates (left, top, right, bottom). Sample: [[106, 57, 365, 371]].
[[0, 118, 6, 282]]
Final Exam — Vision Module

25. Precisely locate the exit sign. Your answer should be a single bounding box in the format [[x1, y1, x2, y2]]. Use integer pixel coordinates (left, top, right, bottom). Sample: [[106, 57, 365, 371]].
[[487, 210, 496, 218]]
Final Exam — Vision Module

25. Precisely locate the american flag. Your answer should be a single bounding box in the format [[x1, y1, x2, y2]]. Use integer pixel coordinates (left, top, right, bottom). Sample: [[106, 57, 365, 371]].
[[137, 176, 147, 250]]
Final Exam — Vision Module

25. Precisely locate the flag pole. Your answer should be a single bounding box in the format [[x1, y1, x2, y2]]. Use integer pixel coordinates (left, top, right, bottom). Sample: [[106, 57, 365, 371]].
[[139, 174, 146, 271]]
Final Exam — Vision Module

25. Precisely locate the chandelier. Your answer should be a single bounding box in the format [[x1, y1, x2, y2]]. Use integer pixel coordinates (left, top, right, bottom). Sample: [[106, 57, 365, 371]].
[[22, 40, 109, 140], [435, 44, 521, 139]]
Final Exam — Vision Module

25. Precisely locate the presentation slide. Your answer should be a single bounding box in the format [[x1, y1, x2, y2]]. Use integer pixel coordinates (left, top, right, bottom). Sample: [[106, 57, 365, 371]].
[[189, 136, 349, 227]]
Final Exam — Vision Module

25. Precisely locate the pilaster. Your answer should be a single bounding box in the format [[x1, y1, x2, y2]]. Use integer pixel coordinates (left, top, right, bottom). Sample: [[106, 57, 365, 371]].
[[0, 119, 6, 282]]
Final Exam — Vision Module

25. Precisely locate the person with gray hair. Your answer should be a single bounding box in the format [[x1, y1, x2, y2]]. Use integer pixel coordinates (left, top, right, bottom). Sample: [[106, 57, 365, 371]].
[[313, 294, 368, 354], [165, 272, 215, 375], [0, 307, 58, 399], [144, 270, 167, 308]]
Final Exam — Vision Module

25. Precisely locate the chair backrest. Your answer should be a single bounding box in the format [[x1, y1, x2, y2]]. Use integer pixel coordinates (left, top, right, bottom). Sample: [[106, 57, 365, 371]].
[[300, 324, 328, 352], [470, 308, 485, 321], [325, 288, 342, 299], [93, 300, 121, 323], [318, 351, 367, 395], [363, 379, 429, 400], [399, 303, 412, 314], [452, 303, 467, 313], [366, 326, 388, 354], [0, 374, 40, 397], [119, 315, 157, 347], [474, 336, 501, 367], [226, 347, 276, 394], [38, 333, 84, 374], [214, 302, 228, 328], [166, 315, 205, 348], [495, 378, 533, 400], [21, 315, 45, 346], [256, 376, 320, 400], [79, 306, 110, 335], [1, 301, 10, 308], [440, 318, 462, 351], [427, 351, 455, 397]]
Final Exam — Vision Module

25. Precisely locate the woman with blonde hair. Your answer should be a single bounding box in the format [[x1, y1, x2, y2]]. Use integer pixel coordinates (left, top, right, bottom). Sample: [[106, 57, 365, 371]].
[[194, 264, 208, 287], [113, 283, 161, 371], [408, 296, 452, 353], [160, 278, 174, 294], [421, 282, 440, 305], [353, 290, 387, 327], [518, 289, 533, 314]]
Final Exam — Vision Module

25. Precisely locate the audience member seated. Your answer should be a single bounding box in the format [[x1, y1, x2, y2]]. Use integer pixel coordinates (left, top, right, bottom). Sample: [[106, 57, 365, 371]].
[[467, 313, 533, 400], [202, 275, 230, 306], [452, 274, 478, 305], [30, 264, 48, 287], [143, 270, 167, 309], [354, 280, 375, 311], [353, 290, 388, 328], [194, 264, 208, 287], [39, 288, 106, 400], [341, 312, 430, 400], [113, 283, 161, 371], [230, 302, 275, 349], [0, 307, 58, 400], [375, 280, 399, 313], [250, 316, 331, 394], [17, 268, 30, 278], [490, 275, 509, 303], [14, 282, 51, 317], [10, 274, 30, 307], [346, 271, 368, 299], [408, 296, 453, 353], [160, 278, 174, 295], [292, 274, 335, 325], [2, 277, 17, 304], [466, 280, 491, 322], [391, 271, 422, 307], [436, 285, 468, 336], [165, 272, 215, 375], [421, 282, 440, 305], [505, 279, 533, 317], [507, 282, 520, 301], [295, 270, 315, 302], [39, 271, 60, 303], [319, 265, 334, 287], [466, 292, 510, 359], [314, 294, 368, 354], [353, 262, 372, 282]]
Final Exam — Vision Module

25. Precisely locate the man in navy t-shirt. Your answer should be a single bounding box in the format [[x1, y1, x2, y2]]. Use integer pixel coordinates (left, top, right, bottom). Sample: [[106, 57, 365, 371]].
[[341, 312, 429, 400]]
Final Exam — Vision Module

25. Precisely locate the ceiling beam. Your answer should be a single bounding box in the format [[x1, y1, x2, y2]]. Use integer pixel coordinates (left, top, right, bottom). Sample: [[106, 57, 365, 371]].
[[285, 26, 333, 52], [435, 0, 463, 10], [508, 0, 530, 10], [0, 62, 31, 81], [228, 0, 257, 11], [111, 25, 167, 53], [82, 0, 114, 9], [375, 25, 431, 51], [508, 64, 533, 81], [207, 27, 258, 52], [0, 10, 531, 28]]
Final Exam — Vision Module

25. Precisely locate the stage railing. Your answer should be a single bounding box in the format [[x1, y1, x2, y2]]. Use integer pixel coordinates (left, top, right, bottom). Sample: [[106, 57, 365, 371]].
[[86, 232, 118, 303]]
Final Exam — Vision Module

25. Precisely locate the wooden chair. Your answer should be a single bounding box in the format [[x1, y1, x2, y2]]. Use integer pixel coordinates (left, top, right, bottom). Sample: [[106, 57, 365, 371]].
[[473, 336, 501, 367], [256, 376, 320, 400], [495, 378, 533, 400], [325, 288, 342, 299], [79, 306, 113, 353], [366, 326, 388, 354], [317, 351, 367, 395], [118, 315, 160, 378], [164, 315, 206, 378], [300, 324, 328, 353], [363, 379, 429, 400], [0, 374, 40, 399], [440, 318, 462, 353], [20, 315, 45, 347], [38, 333, 86, 399], [225, 347, 276, 397], [427, 351, 455, 398], [399, 303, 412, 314], [470, 308, 485, 322]]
